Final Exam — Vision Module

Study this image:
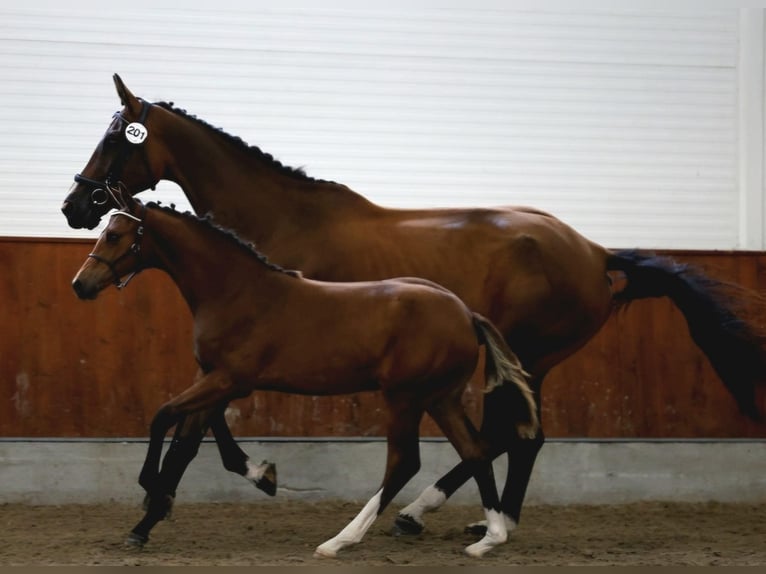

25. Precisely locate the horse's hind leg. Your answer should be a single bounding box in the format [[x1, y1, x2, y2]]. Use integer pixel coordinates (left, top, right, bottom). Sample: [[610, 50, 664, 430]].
[[426, 397, 506, 558], [314, 400, 423, 558], [209, 410, 277, 496]]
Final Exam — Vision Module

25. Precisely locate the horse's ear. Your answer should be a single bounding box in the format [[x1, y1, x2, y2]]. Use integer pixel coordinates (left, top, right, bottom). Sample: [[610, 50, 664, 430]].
[[113, 73, 142, 117]]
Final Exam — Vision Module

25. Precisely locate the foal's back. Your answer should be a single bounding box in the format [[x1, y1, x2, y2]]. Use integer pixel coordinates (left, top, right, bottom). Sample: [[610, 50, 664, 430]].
[[205, 272, 481, 398]]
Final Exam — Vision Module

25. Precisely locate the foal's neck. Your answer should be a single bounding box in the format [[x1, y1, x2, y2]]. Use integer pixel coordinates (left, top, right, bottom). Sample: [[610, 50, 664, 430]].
[[147, 208, 291, 315]]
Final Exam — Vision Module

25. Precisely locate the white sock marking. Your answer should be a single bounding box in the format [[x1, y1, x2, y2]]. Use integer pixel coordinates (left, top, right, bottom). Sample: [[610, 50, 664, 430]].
[[244, 460, 267, 483], [315, 489, 383, 558], [397, 484, 447, 524], [466, 513, 518, 532], [465, 508, 508, 558]]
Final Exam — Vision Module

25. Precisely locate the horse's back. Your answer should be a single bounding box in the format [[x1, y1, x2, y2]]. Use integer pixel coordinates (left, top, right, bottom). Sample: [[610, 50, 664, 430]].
[[264, 203, 615, 374]]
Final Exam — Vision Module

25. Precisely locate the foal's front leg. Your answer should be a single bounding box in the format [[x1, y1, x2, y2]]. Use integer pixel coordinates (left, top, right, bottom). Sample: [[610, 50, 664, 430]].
[[129, 410, 214, 546], [209, 409, 277, 496], [128, 369, 237, 546]]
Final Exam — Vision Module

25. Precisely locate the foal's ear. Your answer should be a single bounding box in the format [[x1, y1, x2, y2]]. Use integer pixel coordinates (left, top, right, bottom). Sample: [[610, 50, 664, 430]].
[[113, 73, 142, 118]]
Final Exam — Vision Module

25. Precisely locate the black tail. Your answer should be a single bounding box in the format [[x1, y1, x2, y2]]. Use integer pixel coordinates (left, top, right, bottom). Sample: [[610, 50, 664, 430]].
[[608, 249, 766, 421]]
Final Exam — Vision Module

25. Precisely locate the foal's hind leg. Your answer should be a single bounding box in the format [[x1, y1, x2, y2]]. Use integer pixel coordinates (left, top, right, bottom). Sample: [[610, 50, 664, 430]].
[[426, 396, 506, 558], [396, 377, 544, 537], [314, 400, 424, 558]]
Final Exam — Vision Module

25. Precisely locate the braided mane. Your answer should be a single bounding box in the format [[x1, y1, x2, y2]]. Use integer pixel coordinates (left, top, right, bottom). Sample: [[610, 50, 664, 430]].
[[154, 101, 335, 186], [147, 201, 302, 278]]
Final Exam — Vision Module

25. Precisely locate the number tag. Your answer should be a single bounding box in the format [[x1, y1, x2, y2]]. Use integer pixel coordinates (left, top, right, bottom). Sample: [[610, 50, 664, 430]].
[[125, 122, 148, 144]]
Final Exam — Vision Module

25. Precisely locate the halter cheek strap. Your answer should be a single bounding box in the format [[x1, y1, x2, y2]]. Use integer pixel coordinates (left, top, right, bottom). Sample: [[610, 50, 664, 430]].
[[87, 210, 146, 289]]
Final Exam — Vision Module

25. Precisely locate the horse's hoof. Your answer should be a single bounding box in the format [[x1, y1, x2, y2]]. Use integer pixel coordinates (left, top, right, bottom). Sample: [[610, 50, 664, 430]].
[[464, 521, 488, 536], [125, 531, 148, 548], [392, 513, 424, 536], [255, 461, 277, 497]]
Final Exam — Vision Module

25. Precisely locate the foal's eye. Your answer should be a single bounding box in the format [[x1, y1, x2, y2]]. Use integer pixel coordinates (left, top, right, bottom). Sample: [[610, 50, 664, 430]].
[[106, 232, 120, 243]]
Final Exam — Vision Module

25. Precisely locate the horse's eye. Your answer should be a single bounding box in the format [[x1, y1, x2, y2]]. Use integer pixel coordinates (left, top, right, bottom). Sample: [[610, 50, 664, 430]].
[[106, 232, 120, 243]]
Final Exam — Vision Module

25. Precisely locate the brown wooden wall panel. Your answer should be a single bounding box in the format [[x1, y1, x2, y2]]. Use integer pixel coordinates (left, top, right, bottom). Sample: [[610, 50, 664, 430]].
[[2, 238, 766, 438]]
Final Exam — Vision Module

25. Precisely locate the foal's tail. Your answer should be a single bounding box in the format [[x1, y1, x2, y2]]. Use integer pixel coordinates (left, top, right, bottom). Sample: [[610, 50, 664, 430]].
[[472, 313, 540, 438], [608, 249, 766, 421]]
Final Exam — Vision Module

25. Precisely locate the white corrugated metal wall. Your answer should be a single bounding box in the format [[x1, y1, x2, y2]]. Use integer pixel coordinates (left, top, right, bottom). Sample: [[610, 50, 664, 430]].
[[0, 1, 763, 249]]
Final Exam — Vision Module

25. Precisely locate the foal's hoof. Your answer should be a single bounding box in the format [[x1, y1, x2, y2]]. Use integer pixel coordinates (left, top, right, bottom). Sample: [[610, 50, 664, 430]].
[[124, 531, 148, 548], [254, 461, 277, 497], [392, 513, 424, 536]]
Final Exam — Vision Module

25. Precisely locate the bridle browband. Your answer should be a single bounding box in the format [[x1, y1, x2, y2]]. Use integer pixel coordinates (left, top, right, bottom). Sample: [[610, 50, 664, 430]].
[[87, 205, 147, 289], [74, 98, 156, 207]]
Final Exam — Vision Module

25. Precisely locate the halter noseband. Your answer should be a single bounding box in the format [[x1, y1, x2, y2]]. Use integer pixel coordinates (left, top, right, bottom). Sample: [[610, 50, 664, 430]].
[[87, 207, 146, 289], [74, 99, 156, 207]]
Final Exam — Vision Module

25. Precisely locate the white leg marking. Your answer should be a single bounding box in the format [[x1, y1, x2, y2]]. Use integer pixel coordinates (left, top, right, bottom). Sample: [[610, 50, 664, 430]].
[[397, 484, 447, 524], [466, 513, 518, 533], [315, 489, 383, 558], [244, 461, 268, 484], [465, 508, 508, 558]]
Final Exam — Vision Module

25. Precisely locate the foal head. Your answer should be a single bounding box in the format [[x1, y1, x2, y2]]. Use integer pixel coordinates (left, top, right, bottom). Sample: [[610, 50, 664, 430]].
[[72, 190, 151, 300], [62, 74, 162, 230]]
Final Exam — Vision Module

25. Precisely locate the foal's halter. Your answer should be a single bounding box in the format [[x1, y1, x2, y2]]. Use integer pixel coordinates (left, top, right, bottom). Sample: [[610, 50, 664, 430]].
[[74, 99, 157, 207], [87, 208, 146, 289]]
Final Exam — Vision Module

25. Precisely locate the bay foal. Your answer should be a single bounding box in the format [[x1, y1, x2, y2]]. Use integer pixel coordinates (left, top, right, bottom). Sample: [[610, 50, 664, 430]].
[[72, 192, 538, 558]]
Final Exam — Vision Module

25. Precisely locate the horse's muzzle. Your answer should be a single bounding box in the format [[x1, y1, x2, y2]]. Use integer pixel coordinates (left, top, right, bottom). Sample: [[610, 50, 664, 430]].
[[61, 200, 101, 230], [72, 278, 98, 300]]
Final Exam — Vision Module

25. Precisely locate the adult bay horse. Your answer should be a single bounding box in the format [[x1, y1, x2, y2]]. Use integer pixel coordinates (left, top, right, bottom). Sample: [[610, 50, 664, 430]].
[[71, 191, 539, 557], [62, 74, 766, 539]]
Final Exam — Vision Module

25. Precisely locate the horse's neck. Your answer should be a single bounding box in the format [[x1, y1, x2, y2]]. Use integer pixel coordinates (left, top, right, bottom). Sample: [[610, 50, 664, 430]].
[[162, 115, 377, 245], [147, 210, 287, 314]]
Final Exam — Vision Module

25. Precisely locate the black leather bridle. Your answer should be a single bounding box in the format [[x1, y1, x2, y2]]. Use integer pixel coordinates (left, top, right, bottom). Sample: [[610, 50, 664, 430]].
[[74, 99, 157, 207]]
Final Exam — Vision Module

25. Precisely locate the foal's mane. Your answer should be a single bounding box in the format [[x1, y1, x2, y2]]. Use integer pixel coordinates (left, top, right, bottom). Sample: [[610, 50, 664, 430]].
[[147, 201, 302, 278], [154, 101, 334, 186]]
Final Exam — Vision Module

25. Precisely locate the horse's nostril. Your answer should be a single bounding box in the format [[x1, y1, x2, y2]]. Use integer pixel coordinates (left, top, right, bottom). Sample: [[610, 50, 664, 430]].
[[61, 201, 72, 215], [72, 279, 87, 299]]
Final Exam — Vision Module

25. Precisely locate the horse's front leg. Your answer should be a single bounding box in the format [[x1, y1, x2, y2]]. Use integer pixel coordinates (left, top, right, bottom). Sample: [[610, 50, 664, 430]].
[[209, 409, 277, 496]]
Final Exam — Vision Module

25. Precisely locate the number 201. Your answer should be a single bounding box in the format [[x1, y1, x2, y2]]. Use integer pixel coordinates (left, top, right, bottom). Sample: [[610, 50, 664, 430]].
[[127, 126, 146, 140]]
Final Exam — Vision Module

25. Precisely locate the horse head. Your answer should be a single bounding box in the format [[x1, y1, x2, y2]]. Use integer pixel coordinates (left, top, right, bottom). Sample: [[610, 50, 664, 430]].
[[72, 187, 150, 300], [62, 74, 160, 230]]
